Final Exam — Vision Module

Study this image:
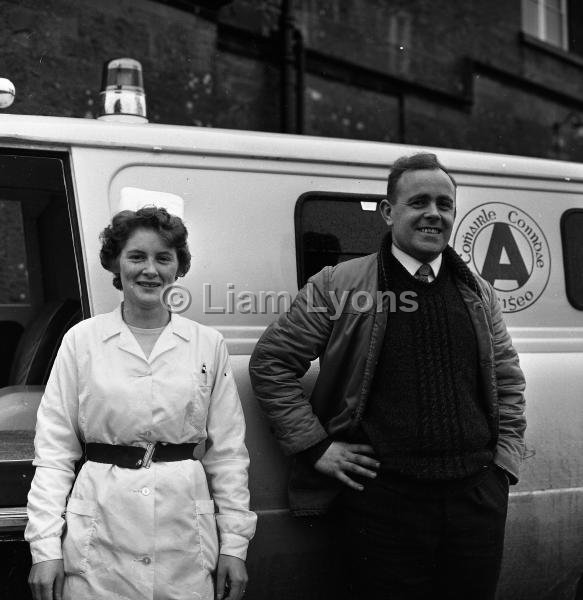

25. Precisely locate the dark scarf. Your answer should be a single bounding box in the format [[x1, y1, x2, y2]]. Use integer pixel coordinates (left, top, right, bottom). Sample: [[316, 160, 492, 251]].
[[377, 232, 483, 299]]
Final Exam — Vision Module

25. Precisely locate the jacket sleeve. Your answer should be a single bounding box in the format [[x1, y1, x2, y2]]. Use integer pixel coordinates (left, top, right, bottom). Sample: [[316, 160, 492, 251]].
[[484, 281, 527, 484], [25, 329, 83, 563], [201, 335, 256, 561], [249, 268, 335, 456]]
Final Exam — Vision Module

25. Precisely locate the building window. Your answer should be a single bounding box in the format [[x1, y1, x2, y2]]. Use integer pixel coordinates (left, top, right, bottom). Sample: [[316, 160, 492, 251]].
[[522, 0, 568, 49]]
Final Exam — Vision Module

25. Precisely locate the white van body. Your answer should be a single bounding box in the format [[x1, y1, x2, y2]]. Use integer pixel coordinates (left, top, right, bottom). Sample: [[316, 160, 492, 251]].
[[0, 114, 582, 599]]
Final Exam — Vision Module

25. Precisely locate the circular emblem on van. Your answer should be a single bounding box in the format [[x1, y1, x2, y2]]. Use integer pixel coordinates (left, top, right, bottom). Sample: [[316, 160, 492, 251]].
[[453, 202, 550, 313]]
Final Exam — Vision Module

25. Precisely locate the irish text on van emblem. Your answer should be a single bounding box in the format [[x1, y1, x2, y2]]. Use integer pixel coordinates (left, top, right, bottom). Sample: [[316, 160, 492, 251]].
[[453, 202, 550, 313]]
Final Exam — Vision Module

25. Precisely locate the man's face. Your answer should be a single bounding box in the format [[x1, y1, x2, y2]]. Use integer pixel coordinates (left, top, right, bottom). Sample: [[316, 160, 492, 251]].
[[380, 168, 456, 263]]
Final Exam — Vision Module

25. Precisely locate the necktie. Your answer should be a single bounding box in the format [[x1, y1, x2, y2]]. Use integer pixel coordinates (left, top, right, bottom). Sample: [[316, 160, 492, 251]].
[[415, 263, 432, 283]]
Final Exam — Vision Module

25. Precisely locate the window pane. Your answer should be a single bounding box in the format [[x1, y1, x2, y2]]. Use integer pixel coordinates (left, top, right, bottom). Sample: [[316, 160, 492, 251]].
[[522, 0, 540, 36], [545, 7, 565, 46], [561, 209, 583, 310], [296, 193, 387, 286], [544, 0, 561, 11], [0, 201, 29, 305]]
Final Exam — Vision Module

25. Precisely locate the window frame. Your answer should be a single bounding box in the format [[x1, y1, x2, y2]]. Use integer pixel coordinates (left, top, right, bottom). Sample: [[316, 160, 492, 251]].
[[522, 0, 569, 50]]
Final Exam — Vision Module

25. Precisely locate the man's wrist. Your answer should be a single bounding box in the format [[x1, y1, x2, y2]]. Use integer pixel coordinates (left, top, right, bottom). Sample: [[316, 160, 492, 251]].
[[296, 438, 332, 466]]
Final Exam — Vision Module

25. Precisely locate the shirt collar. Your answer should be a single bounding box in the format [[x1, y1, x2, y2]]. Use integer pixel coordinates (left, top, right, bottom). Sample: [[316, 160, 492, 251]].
[[391, 243, 442, 280]]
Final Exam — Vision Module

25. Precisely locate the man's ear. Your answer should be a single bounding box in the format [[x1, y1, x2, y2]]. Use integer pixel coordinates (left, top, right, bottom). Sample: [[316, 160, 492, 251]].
[[379, 199, 393, 227]]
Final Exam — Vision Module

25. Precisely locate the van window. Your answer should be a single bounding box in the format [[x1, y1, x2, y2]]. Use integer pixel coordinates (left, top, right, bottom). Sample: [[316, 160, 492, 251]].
[[295, 192, 387, 287], [0, 153, 85, 501], [561, 209, 583, 310], [0, 200, 29, 304]]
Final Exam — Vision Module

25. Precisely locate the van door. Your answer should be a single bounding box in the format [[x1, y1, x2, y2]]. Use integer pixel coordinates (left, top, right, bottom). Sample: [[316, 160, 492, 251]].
[[0, 151, 86, 600]]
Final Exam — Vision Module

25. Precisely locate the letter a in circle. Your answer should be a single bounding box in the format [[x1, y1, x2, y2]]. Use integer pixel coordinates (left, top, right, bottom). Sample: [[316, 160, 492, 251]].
[[480, 223, 529, 287]]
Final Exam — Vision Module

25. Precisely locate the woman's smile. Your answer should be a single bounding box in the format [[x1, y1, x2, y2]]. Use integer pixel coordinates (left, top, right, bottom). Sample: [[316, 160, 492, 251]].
[[118, 228, 179, 324]]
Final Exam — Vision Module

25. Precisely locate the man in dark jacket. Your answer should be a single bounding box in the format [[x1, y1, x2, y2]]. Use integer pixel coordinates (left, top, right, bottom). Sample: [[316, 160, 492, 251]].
[[249, 152, 526, 599]]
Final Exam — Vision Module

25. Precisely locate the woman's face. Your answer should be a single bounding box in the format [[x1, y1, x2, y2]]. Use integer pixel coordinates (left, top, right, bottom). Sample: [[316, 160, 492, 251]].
[[117, 227, 179, 311]]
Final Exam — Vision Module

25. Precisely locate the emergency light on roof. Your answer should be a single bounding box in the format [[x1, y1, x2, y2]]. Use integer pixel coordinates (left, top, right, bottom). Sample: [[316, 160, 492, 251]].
[[98, 58, 148, 123], [0, 78, 15, 109]]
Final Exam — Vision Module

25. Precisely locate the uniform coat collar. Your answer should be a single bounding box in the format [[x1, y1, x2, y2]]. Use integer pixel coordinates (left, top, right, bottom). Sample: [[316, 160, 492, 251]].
[[101, 305, 191, 362]]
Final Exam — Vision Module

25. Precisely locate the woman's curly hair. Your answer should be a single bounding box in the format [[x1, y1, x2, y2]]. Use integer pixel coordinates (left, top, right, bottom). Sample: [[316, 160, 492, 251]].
[[99, 206, 191, 291]]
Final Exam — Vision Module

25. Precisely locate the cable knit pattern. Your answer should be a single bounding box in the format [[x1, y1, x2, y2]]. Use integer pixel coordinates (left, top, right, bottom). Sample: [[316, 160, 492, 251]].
[[362, 234, 493, 480]]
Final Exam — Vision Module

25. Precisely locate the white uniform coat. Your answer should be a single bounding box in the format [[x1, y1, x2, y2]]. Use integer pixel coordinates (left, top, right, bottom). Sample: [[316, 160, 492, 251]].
[[25, 306, 256, 600]]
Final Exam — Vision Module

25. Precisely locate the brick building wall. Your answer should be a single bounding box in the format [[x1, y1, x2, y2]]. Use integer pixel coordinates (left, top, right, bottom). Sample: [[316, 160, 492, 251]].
[[1, 0, 583, 160]]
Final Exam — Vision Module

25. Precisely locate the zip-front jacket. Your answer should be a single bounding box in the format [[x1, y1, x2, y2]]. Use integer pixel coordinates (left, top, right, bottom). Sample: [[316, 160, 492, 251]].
[[249, 247, 526, 516]]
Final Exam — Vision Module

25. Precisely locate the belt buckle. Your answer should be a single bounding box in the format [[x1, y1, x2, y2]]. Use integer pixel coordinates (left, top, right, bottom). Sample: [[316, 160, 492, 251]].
[[141, 442, 157, 469]]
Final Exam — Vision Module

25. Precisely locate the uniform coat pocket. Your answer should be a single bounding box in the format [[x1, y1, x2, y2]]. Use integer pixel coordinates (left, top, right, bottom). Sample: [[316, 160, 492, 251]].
[[62, 497, 97, 575], [195, 499, 219, 572]]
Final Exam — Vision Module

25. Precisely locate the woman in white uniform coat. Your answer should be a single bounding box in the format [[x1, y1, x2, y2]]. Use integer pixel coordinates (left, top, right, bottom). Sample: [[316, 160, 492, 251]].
[[26, 204, 256, 600]]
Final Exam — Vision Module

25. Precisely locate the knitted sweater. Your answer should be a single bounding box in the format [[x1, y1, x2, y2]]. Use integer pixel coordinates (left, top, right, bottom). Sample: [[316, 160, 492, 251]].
[[362, 249, 493, 480]]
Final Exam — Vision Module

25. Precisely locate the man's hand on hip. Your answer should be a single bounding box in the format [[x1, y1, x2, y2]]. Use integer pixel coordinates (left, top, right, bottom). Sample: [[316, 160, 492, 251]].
[[314, 441, 379, 491]]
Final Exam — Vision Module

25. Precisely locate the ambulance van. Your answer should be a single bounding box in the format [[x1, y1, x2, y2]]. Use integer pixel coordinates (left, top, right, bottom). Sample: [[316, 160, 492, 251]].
[[0, 112, 582, 600]]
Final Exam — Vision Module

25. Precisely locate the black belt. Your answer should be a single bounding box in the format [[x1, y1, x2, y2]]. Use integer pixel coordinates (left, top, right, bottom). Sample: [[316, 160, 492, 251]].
[[85, 442, 197, 469]]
